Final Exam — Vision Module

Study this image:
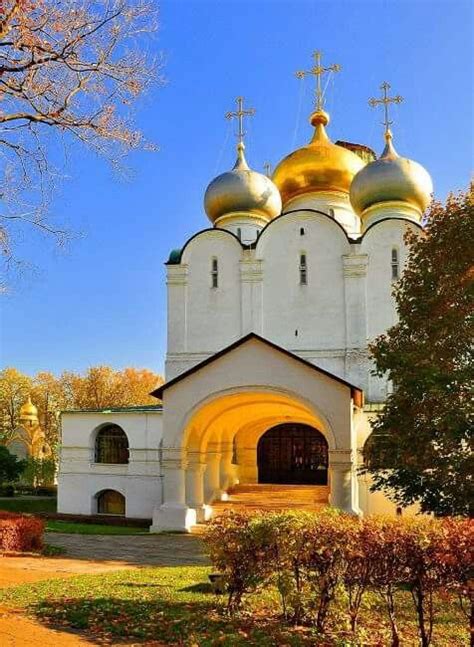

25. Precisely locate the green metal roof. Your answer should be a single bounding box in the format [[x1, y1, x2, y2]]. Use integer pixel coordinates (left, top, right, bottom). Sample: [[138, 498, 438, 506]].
[[62, 405, 163, 415], [167, 248, 182, 264]]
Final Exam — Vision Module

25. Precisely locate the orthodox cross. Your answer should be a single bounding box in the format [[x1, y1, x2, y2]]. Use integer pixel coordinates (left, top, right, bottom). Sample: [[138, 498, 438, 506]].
[[295, 51, 341, 111], [263, 161, 272, 177], [368, 81, 404, 136], [225, 96, 256, 146]]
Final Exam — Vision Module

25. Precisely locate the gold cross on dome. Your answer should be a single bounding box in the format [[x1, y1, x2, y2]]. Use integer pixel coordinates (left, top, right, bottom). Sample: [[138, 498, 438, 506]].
[[225, 96, 256, 146], [368, 81, 404, 136], [295, 50, 341, 111]]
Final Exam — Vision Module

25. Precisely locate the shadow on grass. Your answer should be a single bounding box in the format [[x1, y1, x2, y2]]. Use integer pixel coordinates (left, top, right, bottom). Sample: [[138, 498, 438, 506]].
[[180, 581, 214, 594], [32, 596, 276, 646]]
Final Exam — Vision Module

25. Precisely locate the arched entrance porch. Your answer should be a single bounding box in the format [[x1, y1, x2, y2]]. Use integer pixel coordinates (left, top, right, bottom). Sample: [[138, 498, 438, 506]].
[[151, 333, 362, 532], [152, 387, 360, 532]]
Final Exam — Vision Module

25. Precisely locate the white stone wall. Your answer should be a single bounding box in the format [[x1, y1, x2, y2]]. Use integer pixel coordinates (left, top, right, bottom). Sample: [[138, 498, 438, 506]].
[[165, 199, 419, 403], [58, 411, 163, 519]]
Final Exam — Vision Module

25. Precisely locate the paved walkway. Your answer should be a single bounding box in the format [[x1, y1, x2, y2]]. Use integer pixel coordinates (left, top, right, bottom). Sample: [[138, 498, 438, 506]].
[[45, 531, 210, 566]]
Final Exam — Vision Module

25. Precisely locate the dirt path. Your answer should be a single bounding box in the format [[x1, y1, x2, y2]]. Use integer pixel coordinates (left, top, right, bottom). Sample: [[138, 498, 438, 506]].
[[0, 607, 97, 646], [0, 532, 208, 645]]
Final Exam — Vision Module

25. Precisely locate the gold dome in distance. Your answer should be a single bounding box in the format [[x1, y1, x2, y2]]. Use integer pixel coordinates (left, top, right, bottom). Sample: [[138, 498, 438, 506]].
[[204, 142, 282, 225], [20, 396, 38, 419], [349, 130, 433, 217], [272, 110, 366, 207]]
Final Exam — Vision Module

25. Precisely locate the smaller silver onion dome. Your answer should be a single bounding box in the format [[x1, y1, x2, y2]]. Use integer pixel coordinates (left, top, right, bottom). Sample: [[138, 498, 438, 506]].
[[204, 143, 282, 225], [350, 131, 433, 220]]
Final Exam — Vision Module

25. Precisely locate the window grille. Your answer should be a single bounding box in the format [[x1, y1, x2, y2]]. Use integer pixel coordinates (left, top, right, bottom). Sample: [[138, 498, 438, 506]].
[[95, 425, 129, 464], [211, 257, 218, 288], [299, 253, 307, 285]]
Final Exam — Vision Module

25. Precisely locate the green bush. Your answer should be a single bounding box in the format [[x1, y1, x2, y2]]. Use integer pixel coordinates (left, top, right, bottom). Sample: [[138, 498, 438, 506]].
[[35, 485, 57, 497], [204, 511, 473, 646], [0, 484, 15, 497]]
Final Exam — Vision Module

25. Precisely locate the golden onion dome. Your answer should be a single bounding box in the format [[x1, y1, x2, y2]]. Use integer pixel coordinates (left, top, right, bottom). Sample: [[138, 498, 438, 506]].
[[272, 110, 366, 206], [350, 131, 433, 217], [204, 143, 282, 225], [20, 396, 38, 418]]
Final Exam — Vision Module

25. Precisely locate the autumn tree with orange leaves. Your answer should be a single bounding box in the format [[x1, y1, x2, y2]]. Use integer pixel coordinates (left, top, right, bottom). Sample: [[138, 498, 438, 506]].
[[0, 0, 160, 288], [0, 365, 163, 452]]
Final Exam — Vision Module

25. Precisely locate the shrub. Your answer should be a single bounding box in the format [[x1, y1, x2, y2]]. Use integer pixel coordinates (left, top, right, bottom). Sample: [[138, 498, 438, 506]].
[[252, 510, 318, 624], [205, 510, 473, 645], [35, 485, 57, 497], [0, 511, 44, 552], [205, 511, 274, 612], [0, 484, 15, 497]]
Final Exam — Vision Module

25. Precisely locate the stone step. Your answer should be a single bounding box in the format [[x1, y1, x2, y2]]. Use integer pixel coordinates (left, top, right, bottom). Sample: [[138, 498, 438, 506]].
[[208, 484, 329, 519]]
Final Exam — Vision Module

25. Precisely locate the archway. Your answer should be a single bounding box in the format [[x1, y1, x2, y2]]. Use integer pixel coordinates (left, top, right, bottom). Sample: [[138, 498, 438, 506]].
[[257, 423, 328, 485]]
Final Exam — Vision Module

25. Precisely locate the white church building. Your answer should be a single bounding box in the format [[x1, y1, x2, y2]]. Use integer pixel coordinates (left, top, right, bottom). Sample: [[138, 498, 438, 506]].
[[58, 62, 432, 532]]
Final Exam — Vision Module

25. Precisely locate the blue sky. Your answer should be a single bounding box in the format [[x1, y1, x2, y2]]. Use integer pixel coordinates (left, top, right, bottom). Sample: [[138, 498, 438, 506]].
[[1, 0, 472, 377]]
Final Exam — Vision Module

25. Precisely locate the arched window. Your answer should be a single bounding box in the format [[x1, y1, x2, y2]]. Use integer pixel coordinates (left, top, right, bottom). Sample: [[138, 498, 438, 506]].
[[211, 257, 218, 288], [391, 247, 399, 280], [94, 425, 129, 464], [97, 489, 125, 515], [299, 253, 307, 285], [328, 208, 335, 218]]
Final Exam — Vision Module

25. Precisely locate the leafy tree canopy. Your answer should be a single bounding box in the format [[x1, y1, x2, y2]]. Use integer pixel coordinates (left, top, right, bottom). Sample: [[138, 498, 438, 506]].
[[364, 187, 473, 516]]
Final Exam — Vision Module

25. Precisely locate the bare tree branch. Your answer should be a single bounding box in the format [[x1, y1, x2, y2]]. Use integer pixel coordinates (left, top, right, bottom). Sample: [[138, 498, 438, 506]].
[[0, 0, 161, 290]]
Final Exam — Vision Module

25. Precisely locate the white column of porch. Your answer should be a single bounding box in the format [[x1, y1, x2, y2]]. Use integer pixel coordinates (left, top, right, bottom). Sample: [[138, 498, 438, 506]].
[[204, 442, 223, 503], [150, 447, 197, 532], [328, 449, 361, 515], [186, 452, 211, 523]]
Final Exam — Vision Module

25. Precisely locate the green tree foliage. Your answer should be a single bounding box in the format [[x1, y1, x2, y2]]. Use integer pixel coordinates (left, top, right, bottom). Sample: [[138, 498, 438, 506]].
[[0, 445, 25, 483], [21, 457, 56, 487], [364, 188, 473, 516]]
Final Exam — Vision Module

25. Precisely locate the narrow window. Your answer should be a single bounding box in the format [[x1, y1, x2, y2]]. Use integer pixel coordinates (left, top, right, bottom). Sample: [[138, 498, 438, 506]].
[[237, 227, 242, 241], [391, 248, 399, 280], [300, 227, 305, 236], [211, 257, 218, 288], [328, 208, 335, 218], [299, 253, 307, 285]]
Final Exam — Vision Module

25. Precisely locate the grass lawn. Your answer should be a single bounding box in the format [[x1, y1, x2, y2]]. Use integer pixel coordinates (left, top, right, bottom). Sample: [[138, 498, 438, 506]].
[[0, 497, 57, 514], [45, 520, 148, 534], [0, 566, 467, 646]]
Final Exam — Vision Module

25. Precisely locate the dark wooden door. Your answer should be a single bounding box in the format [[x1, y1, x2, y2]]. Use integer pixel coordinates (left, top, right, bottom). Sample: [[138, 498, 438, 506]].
[[257, 423, 328, 485]]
